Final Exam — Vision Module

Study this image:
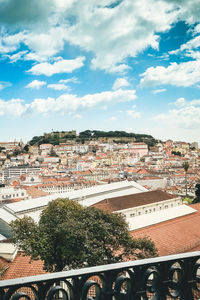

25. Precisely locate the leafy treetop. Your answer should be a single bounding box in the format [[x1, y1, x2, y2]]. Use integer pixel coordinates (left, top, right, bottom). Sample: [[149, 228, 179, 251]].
[[193, 183, 200, 204], [11, 198, 157, 272], [182, 161, 189, 173]]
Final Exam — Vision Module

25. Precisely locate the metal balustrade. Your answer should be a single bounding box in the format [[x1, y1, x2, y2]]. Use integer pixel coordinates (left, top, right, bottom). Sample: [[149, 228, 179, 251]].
[[0, 251, 200, 299]]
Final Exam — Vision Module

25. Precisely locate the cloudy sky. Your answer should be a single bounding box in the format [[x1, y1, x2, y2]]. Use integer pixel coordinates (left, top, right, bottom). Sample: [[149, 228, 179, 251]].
[[0, 0, 200, 143]]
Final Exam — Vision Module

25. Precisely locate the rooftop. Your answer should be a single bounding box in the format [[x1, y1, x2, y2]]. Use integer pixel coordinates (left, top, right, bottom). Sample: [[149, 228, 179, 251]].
[[127, 204, 196, 231], [92, 190, 177, 212], [132, 203, 200, 256]]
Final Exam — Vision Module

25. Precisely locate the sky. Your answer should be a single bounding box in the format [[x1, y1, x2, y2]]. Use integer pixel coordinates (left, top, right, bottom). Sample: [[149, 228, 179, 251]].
[[0, 0, 200, 143]]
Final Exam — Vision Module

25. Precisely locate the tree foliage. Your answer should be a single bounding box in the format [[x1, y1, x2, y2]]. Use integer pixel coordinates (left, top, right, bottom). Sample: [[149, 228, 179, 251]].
[[182, 161, 189, 197], [28, 130, 156, 147], [193, 183, 200, 204], [172, 151, 182, 156], [182, 161, 189, 173], [11, 199, 157, 272], [49, 148, 58, 157], [79, 130, 156, 146], [0, 146, 5, 152]]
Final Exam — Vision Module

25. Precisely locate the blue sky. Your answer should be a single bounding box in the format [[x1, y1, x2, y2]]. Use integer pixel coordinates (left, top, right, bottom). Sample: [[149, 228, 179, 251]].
[[0, 0, 200, 143]]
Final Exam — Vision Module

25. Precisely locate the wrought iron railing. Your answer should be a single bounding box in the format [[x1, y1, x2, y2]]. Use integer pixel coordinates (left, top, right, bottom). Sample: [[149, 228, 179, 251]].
[[0, 251, 200, 299]]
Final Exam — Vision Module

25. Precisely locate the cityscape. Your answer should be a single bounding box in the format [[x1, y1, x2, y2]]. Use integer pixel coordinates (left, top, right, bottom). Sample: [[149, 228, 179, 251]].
[[0, 130, 199, 199], [0, 131, 200, 275], [0, 0, 200, 298]]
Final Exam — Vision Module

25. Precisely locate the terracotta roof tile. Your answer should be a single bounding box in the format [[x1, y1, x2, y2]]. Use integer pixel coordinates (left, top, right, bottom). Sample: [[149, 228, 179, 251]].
[[131, 203, 200, 256], [23, 186, 49, 198], [1, 253, 47, 280], [92, 190, 177, 212]]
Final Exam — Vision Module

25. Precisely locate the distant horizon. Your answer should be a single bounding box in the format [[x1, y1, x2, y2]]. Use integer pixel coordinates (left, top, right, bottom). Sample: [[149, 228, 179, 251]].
[[0, 1, 200, 144]]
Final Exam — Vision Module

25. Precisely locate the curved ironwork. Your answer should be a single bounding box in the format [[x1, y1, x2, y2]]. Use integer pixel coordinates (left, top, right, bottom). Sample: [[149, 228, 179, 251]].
[[0, 251, 199, 299]]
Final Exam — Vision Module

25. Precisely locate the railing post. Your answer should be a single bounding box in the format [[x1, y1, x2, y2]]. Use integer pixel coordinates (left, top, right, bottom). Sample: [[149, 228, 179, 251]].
[[180, 258, 195, 300], [103, 271, 115, 300]]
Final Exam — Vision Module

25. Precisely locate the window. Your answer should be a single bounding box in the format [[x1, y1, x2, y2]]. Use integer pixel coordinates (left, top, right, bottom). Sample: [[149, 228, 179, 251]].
[[130, 213, 135, 217]]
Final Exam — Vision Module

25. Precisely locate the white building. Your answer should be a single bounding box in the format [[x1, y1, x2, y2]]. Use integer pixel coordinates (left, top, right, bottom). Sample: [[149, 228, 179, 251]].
[[0, 181, 148, 237], [92, 190, 196, 230], [0, 186, 29, 202], [93, 190, 182, 219], [2, 165, 41, 181], [0, 181, 196, 239]]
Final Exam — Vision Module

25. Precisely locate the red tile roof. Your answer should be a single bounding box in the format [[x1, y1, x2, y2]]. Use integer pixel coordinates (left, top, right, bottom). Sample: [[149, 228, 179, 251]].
[[23, 186, 49, 198], [131, 203, 200, 256], [92, 190, 177, 212], [1, 253, 47, 280]]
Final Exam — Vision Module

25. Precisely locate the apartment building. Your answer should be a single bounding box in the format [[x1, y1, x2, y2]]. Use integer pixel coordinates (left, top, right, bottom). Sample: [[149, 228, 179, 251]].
[[2, 165, 41, 181]]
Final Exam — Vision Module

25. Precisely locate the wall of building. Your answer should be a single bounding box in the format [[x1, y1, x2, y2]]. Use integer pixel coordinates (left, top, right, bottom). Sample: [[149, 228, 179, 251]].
[[117, 197, 182, 218]]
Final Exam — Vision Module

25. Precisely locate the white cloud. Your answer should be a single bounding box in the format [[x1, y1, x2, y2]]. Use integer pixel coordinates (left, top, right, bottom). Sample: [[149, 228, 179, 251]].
[[175, 97, 186, 107], [166, 0, 200, 24], [24, 27, 67, 57], [0, 98, 26, 116], [63, 0, 177, 72], [140, 60, 200, 87], [1, 0, 200, 74], [28, 97, 56, 115], [28, 89, 136, 114], [112, 78, 130, 90], [190, 99, 200, 106], [154, 97, 200, 128], [28, 57, 85, 76], [4, 50, 28, 62], [180, 35, 200, 52], [24, 52, 47, 62], [0, 31, 26, 53], [1, 0, 200, 73], [0, 0, 179, 72], [127, 105, 141, 119], [26, 80, 46, 90], [0, 89, 136, 117], [0, 81, 12, 90], [168, 30, 200, 60], [59, 77, 80, 84], [152, 88, 166, 94], [47, 83, 69, 91], [47, 77, 79, 90]]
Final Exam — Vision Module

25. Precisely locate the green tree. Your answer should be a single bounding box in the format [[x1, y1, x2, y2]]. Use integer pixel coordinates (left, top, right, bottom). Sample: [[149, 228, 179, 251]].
[[182, 161, 189, 197], [23, 144, 29, 153], [11, 199, 157, 272], [0, 146, 5, 152], [49, 148, 58, 157], [172, 151, 182, 156], [193, 183, 200, 203]]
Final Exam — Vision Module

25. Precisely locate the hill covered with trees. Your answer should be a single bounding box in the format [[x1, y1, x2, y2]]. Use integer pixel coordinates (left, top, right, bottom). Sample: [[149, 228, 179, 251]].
[[28, 130, 157, 147]]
